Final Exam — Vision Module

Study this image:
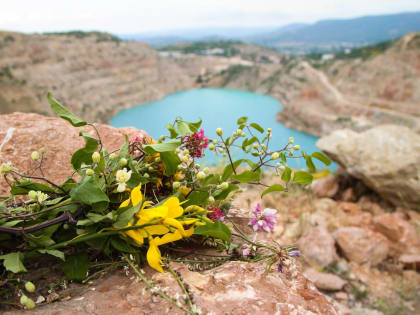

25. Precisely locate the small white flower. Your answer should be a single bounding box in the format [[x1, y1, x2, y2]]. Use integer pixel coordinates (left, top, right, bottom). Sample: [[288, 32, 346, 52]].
[[0, 162, 15, 175], [37, 191, 48, 204], [116, 168, 132, 184]]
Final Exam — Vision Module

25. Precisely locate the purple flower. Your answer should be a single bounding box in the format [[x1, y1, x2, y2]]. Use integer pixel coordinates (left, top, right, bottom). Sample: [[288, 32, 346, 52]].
[[248, 203, 277, 233], [277, 263, 283, 272], [241, 245, 251, 257], [289, 250, 301, 257]]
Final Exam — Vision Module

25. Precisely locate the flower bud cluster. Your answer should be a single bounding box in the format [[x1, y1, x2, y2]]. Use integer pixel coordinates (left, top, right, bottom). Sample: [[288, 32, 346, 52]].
[[28, 190, 48, 204]]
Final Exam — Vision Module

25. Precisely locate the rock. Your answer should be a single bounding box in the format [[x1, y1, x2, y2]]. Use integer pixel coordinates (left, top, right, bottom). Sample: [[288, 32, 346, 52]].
[[351, 308, 384, 315], [311, 175, 339, 198], [298, 226, 338, 267], [399, 254, 420, 270], [5, 261, 338, 315], [317, 125, 420, 211], [303, 268, 347, 291], [0, 112, 148, 195], [373, 214, 420, 255], [336, 227, 389, 265], [334, 292, 348, 301], [341, 188, 356, 202]]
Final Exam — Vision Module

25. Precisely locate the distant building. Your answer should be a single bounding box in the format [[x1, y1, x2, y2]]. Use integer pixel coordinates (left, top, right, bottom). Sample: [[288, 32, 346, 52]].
[[321, 53, 335, 61]]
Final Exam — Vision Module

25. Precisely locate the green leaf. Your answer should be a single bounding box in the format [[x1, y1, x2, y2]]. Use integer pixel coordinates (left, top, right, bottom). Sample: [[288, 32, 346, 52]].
[[222, 159, 244, 181], [194, 221, 231, 242], [113, 203, 141, 229], [0, 252, 26, 273], [188, 119, 202, 133], [261, 184, 285, 198], [47, 92, 87, 127], [26, 233, 55, 247], [184, 191, 209, 207], [142, 139, 181, 154], [70, 176, 109, 207], [312, 152, 331, 166], [231, 170, 261, 183], [214, 184, 239, 200], [111, 237, 138, 253], [166, 124, 178, 138], [293, 171, 313, 185], [250, 122, 264, 133], [59, 178, 77, 191], [10, 181, 55, 195], [79, 132, 99, 152], [61, 253, 88, 281], [237, 116, 248, 124], [281, 167, 292, 183], [305, 156, 316, 172], [38, 249, 65, 261], [160, 151, 181, 176]]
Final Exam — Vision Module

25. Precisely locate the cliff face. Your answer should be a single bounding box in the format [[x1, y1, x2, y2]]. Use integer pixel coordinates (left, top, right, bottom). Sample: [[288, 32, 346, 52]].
[[0, 31, 193, 123]]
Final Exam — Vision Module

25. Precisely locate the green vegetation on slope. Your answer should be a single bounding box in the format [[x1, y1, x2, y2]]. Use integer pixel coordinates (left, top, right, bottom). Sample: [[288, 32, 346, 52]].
[[44, 31, 121, 43], [159, 40, 241, 56]]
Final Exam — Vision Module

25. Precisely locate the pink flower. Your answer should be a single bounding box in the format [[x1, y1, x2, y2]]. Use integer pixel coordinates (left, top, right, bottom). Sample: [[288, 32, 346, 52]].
[[248, 203, 277, 232], [182, 129, 209, 158], [207, 206, 225, 221], [240, 244, 251, 257]]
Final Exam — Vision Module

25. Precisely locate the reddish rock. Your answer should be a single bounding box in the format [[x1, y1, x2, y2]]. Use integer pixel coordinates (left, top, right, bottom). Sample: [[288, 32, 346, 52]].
[[341, 188, 356, 202], [311, 176, 339, 198], [298, 226, 338, 267], [338, 202, 361, 214], [399, 254, 420, 270], [373, 214, 420, 255], [303, 268, 347, 291], [336, 227, 389, 265], [0, 112, 147, 195], [5, 261, 338, 315]]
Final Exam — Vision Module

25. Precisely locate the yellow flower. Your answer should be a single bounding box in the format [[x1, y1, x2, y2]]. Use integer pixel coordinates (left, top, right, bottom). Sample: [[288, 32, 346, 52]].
[[179, 186, 191, 197]]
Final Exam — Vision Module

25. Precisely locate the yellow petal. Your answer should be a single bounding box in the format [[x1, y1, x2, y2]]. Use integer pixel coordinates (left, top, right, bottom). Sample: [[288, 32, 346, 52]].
[[144, 224, 170, 236], [119, 198, 130, 208], [130, 185, 143, 206], [138, 206, 169, 221], [124, 223, 144, 245], [179, 218, 198, 225], [163, 197, 184, 218], [163, 218, 186, 236], [155, 230, 182, 246], [146, 243, 164, 273], [184, 226, 194, 237]]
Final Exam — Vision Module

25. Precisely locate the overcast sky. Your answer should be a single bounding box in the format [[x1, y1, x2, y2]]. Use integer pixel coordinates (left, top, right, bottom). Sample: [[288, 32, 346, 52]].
[[1, 0, 420, 34]]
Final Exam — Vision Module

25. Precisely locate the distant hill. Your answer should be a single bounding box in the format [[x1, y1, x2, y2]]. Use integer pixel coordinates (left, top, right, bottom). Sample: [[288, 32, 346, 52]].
[[248, 11, 420, 54]]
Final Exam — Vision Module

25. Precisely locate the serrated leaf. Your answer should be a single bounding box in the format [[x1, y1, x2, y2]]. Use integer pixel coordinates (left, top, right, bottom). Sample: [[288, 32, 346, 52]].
[[312, 152, 331, 166], [48, 92, 87, 127], [194, 221, 231, 242], [281, 167, 292, 183], [61, 253, 88, 281], [237, 116, 248, 124], [250, 122, 264, 133], [0, 252, 26, 273], [38, 249, 65, 261], [261, 184, 285, 197], [305, 156, 316, 172], [293, 171, 313, 185]]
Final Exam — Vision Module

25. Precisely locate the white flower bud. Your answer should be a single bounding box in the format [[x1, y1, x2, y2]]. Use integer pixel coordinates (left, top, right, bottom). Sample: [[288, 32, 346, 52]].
[[219, 182, 229, 190], [117, 183, 126, 192], [0, 162, 15, 175], [175, 148, 181, 153], [37, 192, 48, 204], [203, 167, 210, 174], [20, 295, 29, 305], [39, 147, 46, 154], [28, 190, 38, 201], [267, 128, 272, 133], [183, 149, 189, 155], [289, 151, 294, 157], [92, 152, 101, 163], [279, 165, 286, 171], [289, 137, 294, 144], [25, 281, 36, 293], [195, 163, 201, 169], [197, 171, 206, 180], [182, 156, 189, 163], [148, 166, 154, 172], [109, 153, 117, 160], [86, 169, 94, 176], [241, 131, 246, 137], [208, 196, 215, 203], [253, 143, 259, 149], [293, 145, 300, 151], [143, 173, 150, 178], [25, 298, 35, 310], [173, 181, 181, 189], [208, 144, 215, 150], [216, 128, 223, 136], [271, 152, 279, 160], [31, 151, 39, 161], [119, 158, 128, 166]]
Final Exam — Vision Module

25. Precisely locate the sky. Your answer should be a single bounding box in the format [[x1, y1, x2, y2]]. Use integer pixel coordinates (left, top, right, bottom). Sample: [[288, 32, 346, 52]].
[[1, 0, 420, 34]]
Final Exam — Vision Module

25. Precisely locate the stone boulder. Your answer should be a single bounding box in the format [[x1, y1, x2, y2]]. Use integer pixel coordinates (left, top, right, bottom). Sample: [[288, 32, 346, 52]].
[[317, 125, 420, 211], [336, 227, 389, 265], [298, 226, 338, 267], [303, 268, 347, 291], [5, 261, 338, 315], [311, 175, 339, 198], [0, 112, 147, 195]]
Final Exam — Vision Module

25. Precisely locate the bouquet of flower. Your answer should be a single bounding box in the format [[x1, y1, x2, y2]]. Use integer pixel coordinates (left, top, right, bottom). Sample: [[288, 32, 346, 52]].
[[0, 93, 330, 310]]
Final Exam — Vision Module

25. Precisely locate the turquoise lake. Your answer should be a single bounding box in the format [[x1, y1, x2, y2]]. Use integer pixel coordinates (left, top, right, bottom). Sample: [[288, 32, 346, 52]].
[[111, 88, 333, 170]]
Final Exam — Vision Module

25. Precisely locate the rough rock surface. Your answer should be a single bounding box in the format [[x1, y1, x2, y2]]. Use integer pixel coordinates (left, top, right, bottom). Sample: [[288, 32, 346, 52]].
[[336, 227, 389, 265], [317, 125, 420, 210], [298, 226, 338, 267], [304, 268, 347, 291], [311, 176, 339, 198], [0, 112, 147, 194], [5, 262, 338, 315]]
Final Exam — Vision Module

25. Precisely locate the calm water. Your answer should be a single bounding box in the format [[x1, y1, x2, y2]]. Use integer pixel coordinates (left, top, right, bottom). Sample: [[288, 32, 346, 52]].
[[111, 88, 333, 169]]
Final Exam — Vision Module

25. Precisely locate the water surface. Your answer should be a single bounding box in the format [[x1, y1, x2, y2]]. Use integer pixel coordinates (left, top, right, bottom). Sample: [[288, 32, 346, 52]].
[[111, 88, 332, 169]]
